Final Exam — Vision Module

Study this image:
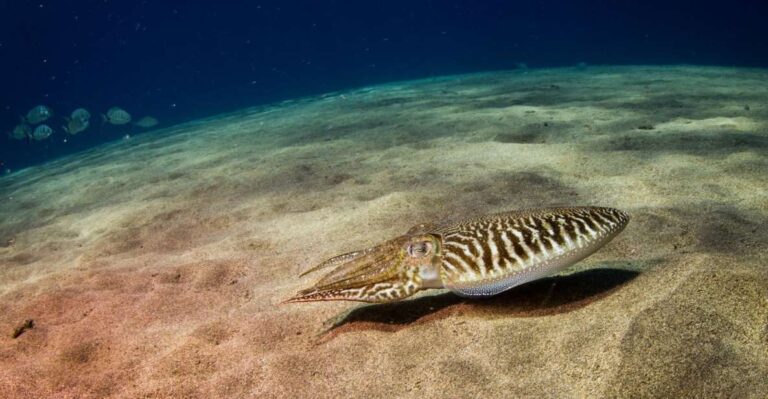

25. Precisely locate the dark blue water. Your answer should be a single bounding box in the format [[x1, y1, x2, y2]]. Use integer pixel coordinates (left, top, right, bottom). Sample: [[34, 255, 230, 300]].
[[1, 0, 767, 172]]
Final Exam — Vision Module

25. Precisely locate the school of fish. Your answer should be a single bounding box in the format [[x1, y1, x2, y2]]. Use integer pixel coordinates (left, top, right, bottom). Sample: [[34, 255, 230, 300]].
[[6, 104, 159, 142]]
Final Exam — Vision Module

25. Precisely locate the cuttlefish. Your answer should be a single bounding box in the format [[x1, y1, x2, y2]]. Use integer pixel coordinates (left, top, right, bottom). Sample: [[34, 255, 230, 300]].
[[286, 206, 629, 303]]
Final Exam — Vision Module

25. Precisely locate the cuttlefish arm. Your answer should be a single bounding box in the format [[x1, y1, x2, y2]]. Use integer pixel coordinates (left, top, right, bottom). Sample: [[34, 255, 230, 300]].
[[284, 206, 629, 303], [298, 249, 366, 277]]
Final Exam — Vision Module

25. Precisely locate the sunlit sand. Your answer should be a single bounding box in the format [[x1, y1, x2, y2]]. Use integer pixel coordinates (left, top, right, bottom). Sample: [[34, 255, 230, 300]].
[[1, 65, 767, 398]]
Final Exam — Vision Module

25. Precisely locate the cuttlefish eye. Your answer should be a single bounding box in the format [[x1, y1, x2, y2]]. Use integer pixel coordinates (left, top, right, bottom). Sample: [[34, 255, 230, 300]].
[[407, 241, 432, 258]]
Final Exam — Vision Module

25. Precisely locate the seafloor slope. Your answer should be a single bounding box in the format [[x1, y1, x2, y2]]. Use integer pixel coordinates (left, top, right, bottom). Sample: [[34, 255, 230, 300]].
[[0, 66, 767, 398]]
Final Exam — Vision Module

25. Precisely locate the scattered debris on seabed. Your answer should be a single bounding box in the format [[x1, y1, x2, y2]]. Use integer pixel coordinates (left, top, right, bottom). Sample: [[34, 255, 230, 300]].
[[11, 319, 34, 339]]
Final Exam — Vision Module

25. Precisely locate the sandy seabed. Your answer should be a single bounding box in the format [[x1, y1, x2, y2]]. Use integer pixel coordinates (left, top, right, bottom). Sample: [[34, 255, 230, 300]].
[[1, 66, 767, 398]]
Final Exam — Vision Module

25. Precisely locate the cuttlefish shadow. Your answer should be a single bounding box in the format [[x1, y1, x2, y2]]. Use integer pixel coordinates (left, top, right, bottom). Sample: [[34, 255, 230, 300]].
[[322, 268, 639, 335]]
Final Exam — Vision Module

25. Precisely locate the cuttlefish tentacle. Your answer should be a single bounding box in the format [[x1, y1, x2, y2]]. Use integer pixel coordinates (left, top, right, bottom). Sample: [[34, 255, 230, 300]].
[[285, 206, 629, 304]]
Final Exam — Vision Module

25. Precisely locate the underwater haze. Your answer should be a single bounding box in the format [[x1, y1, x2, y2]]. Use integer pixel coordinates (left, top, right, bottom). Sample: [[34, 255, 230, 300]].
[[1, 1, 768, 398], [2, 0, 768, 170]]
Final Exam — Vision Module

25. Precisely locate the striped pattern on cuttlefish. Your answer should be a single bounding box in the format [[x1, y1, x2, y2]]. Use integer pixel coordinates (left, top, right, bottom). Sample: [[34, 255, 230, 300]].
[[286, 206, 629, 303]]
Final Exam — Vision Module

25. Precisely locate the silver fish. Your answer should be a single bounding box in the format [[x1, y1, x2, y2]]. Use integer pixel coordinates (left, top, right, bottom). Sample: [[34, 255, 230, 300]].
[[287, 207, 630, 303], [31, 124, 53, 141], [70, 108, 91, 122], [63, 117, 89, 135], [9, 122, 31, 140], [133, 116, 159, 128], [102, 107, 132, 125], [25, 105, 53, 124]]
